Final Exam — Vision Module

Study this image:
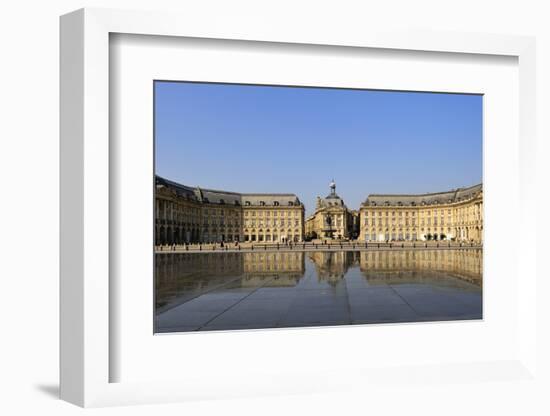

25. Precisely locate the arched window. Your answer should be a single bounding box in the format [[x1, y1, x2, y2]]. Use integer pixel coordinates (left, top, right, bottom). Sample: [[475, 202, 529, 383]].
[[273, 201, 279, 206], [245, 201, 251, 206]]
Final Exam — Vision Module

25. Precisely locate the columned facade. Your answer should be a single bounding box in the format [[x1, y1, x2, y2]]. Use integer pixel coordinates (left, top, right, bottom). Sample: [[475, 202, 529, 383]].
[[155, 176, 305, 245], [305, 180, 355, 241], [156, 176, 482, 245], [358, 184, 483, 243]]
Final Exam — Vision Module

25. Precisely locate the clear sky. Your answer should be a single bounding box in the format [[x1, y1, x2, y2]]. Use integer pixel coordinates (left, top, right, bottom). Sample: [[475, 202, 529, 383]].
[[155, 81, 482, 215]]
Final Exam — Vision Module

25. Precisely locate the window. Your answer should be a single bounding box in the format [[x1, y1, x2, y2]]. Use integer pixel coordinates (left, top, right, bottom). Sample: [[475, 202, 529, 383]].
[[274, 201, 279, 206]]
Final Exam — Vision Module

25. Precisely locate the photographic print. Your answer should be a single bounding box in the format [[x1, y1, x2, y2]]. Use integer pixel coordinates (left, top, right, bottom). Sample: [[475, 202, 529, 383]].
[[154, 81, 483, 333]]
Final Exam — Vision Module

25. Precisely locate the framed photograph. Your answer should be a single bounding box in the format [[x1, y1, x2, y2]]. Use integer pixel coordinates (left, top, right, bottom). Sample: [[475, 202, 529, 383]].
[[60, 8, 538, 407], [153, 81, 484, 334]]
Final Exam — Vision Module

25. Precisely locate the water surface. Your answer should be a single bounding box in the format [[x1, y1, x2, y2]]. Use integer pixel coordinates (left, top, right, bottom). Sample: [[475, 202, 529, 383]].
[[155, 249, 482, 332]]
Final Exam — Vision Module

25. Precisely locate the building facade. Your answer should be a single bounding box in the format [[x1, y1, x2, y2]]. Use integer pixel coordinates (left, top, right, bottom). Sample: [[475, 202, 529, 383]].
[[305, 180, 357, 240], [358, 184, 483, 243], [156, 176, 482, 245], [155, 176, 305, 244]]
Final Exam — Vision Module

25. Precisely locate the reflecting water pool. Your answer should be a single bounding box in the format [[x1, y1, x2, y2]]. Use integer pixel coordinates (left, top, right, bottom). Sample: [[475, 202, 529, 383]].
[[155, 249, 482, 332]]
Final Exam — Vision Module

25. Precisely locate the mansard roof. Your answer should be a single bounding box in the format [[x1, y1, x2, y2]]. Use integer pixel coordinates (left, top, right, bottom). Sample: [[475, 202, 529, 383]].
[[155, 175, 303, 207], [363, 183, 482, 207], [196, 188, 242, 205], [241, 194, 302, 206], [155, 176, 198, 200]]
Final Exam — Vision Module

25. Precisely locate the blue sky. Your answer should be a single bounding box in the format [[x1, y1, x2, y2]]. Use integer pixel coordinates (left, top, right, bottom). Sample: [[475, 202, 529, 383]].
[[155, 81, 482, 215]]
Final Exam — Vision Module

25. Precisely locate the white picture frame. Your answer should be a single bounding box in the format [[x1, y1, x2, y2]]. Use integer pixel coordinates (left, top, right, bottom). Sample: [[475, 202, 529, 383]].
[[60, 8, 538, 407]]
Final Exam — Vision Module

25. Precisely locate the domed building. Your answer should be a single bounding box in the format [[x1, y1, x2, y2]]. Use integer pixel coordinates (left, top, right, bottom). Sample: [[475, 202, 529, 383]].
[[305, 180, 357, 241]]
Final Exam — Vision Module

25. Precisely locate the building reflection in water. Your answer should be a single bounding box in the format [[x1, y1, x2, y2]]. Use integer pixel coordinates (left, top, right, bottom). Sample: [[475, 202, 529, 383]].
[[156, 249, 482, 312], [307, 251, 359, 284], [155, 251, 305, 309], [359, 249, 482, 287]]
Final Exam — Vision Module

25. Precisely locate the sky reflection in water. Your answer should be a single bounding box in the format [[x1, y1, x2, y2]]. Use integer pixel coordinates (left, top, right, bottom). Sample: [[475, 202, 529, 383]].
[[155, 249, 482, 332]]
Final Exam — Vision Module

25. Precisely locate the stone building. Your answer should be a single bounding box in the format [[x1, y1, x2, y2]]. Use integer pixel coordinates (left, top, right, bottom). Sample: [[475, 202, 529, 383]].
[[358, 184, 483, 243], [155, 176, 305, 244], [305, 180, 356, 240]]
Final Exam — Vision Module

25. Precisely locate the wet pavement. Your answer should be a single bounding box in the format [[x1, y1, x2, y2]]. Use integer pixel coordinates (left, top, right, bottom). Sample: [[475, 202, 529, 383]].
[[155, 250, 482, 332]]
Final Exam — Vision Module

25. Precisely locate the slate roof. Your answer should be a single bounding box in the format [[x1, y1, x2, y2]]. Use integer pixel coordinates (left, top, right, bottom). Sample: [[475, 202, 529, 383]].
[[155, 175, 302, 207], [155, 176, 198, 200], [363, 183, 482, 207]]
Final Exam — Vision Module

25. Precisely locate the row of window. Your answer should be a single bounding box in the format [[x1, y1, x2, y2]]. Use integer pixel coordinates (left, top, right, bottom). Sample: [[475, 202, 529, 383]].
[[243, 200, 296, 206], [363, 233, 458, 241], [244, 210, 300, 217], [244, 235, 301, 242], [363, 227, 453, 233], [199, 199, 298, 207], [362, 205, 482, 218], [364, 217, 481, 226], [245, 219, 301, 227]]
